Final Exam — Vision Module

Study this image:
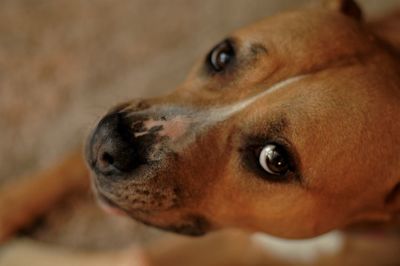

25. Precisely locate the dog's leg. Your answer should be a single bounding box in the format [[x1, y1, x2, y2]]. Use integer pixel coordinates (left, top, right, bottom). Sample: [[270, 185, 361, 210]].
[[0, 238, 148, 266], [0, 149, 89, 243]]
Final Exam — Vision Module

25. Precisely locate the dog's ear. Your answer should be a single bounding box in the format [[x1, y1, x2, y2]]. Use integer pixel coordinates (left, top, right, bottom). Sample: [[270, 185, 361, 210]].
[[323, 0, 363, 21]]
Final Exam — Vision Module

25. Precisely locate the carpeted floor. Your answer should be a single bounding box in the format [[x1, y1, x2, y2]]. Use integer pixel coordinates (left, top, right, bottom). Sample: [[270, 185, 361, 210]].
[[0, 0, 399, 260]]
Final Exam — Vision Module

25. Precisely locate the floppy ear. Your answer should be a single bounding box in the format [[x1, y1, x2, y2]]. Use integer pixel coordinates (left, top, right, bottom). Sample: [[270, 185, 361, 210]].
[[324, 0, 363, 21]]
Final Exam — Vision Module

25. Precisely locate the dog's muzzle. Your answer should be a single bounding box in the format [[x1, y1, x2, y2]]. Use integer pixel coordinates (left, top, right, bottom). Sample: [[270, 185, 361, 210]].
[[86, 103, 197, 180], [86, 108, 169, 178]]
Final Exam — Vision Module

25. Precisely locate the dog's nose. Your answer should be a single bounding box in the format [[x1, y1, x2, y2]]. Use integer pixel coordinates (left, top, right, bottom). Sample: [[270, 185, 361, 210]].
[[88, 112, 143, 176]]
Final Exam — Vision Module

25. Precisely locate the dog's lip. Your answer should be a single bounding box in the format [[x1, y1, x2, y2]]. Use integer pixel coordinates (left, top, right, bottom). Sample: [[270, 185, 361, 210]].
[[96, 192, 127, 216]]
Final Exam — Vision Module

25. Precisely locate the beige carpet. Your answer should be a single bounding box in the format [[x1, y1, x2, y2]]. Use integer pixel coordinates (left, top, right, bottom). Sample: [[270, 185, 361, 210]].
[[0, 0, 399, 260]]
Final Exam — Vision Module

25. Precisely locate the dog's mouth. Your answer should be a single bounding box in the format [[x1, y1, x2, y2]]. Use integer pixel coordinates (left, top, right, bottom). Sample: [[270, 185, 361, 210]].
[[96, 192, 128, 216], [95, 190, 209, 236]]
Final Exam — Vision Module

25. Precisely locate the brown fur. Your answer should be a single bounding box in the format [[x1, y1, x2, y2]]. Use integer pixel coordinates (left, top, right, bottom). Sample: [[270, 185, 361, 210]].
[[1, 0, 399, 265], [86, 0, 400, 239]]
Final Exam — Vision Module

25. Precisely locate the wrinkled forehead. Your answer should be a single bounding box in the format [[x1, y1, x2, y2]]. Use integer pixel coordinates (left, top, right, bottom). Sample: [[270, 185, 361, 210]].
[[230, 9, 375, 64], [236, 69, 364, 138]]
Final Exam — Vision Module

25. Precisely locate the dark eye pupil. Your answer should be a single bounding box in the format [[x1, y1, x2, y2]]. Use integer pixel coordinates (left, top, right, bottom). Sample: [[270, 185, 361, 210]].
[[209, 40, 234, 72], [216, 52, 230, 67], [266, 150, 288, 174]]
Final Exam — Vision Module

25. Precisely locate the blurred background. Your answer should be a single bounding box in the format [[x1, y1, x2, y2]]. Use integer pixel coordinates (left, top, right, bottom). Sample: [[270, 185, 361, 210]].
[[0, 0, 399, 265]]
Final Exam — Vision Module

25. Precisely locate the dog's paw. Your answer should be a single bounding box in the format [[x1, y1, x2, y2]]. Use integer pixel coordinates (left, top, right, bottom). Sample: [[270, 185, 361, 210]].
[[116, 247, 149, 266]]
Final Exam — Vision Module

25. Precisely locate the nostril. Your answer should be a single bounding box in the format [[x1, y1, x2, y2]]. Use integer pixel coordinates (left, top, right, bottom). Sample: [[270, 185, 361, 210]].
[[88, 110, 150, 176], [101, 152, 114, 165], [97, 151, 117, 174]]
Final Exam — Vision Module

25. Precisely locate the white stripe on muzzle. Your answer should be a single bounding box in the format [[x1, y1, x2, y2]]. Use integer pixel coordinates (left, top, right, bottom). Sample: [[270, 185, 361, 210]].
[[210, 74, 308, 122], [124, 74, 308, 151]]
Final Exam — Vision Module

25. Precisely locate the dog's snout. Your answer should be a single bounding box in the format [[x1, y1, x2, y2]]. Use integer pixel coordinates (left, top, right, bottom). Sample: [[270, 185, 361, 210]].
[[88, 112, 144, 176], [86, 104, 195, 180]]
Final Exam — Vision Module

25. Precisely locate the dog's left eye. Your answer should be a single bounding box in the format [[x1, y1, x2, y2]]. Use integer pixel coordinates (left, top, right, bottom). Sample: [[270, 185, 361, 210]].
[[207, 39, 235, 72], [259, 144, 289, 176]]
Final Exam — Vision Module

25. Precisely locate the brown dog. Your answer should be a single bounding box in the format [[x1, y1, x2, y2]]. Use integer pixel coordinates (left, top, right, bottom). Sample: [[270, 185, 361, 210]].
[[1, 0, 400, 264], [85, 0, 400, 240]]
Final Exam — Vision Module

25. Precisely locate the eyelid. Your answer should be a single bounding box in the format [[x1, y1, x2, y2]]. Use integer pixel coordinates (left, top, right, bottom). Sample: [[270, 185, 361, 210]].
[[222, 37, 237, 51]]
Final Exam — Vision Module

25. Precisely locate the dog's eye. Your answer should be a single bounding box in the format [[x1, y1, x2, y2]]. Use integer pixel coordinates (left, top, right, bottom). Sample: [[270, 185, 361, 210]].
[[259, 144, 289, 176], [207, 39, 235, 72]]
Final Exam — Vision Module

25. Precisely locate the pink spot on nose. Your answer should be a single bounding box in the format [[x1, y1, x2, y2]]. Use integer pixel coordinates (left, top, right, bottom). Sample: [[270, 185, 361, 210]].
[[139, 116, 189, 141]]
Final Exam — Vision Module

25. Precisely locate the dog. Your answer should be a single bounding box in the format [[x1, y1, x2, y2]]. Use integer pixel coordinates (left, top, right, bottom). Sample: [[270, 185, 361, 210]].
[[1, 0, 399, 264], [85, 0, 400, 239]]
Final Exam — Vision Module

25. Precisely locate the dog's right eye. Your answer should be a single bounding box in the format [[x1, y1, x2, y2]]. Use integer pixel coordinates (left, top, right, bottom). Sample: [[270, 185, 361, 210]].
[[206, 39, 235, 72]]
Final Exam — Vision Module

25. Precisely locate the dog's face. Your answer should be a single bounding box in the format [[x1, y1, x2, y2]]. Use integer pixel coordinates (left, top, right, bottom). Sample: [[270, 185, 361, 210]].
[[86, 1, 400, 238]]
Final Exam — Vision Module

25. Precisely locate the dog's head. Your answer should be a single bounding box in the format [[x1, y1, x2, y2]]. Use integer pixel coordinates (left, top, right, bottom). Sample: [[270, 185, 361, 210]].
[[86, 0, 400, 238]]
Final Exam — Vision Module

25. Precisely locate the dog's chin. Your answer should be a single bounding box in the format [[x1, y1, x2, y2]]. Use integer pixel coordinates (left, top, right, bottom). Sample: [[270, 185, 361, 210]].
[[135, 218, 209, 237], [96, 192, 209, 236]]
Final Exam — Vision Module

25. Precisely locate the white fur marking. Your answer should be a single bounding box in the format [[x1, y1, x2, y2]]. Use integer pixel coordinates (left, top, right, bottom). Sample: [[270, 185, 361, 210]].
[[252, 231, 345, 263], [127, 75, 308, 150], [210, 75, 308, 122]]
